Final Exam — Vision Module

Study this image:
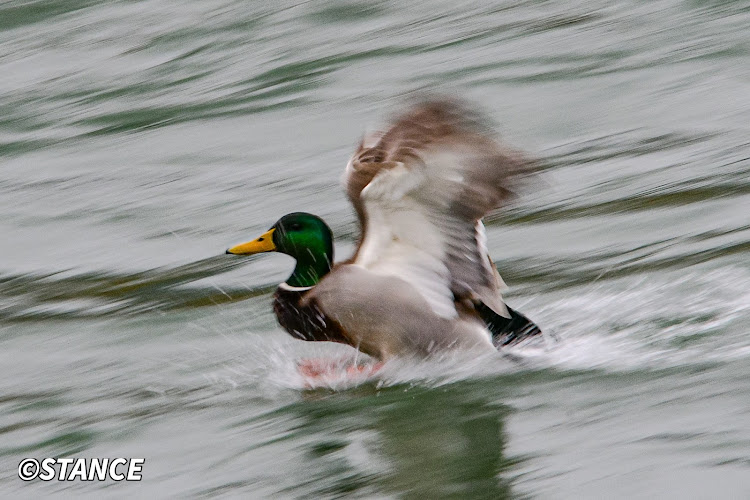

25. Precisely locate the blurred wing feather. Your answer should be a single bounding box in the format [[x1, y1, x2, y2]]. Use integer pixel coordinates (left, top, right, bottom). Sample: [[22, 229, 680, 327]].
[[345, 100, 532, 318]]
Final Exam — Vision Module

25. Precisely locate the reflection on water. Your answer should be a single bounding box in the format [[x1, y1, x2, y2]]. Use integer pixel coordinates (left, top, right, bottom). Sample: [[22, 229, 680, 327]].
[[375, 385, 514, 498], [267, 383, 515, 498]]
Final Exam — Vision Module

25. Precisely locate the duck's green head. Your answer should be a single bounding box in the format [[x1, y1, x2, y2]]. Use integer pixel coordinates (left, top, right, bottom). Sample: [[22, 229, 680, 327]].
[[226, 212, 334, 288]]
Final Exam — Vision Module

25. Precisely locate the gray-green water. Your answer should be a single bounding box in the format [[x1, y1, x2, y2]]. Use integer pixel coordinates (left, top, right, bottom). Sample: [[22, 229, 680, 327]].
[[2, 0, 750, 497]]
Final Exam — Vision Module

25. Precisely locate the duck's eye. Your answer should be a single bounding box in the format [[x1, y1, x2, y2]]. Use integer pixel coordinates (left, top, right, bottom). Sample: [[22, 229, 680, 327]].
[[290, 223, 302, 231]]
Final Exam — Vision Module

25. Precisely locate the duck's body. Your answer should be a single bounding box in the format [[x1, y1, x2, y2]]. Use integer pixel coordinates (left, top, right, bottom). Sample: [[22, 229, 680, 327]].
[[228, 99, 541, 360], [270, 263, 540, 359]]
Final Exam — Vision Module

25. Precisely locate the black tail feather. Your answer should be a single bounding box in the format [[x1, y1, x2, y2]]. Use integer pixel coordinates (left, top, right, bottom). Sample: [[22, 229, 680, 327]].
[[476, 302, 542, 348]]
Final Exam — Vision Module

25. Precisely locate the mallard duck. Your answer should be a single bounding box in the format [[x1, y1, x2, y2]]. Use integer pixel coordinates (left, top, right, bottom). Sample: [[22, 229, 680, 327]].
[[227, 99, 541, 360]]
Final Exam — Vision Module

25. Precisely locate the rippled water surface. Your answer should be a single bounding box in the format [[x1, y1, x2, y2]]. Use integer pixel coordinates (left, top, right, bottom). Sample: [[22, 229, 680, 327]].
[[2, 0, 750, 497]]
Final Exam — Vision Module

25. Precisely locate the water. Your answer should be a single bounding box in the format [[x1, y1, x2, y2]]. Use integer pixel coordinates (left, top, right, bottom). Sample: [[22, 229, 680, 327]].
[[1, 0, 749, 497]]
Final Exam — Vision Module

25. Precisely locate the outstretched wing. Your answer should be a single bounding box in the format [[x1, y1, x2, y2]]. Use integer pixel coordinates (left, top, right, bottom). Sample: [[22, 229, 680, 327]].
[[344, 99, 533, 319]]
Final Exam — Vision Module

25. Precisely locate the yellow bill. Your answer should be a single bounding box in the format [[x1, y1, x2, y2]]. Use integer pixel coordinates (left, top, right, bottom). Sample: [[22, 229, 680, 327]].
[[226, 228, 276, 255]]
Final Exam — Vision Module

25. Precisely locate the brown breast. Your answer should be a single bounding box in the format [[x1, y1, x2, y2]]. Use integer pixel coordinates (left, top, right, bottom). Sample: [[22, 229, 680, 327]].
[[272, 286, 352, 346]]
